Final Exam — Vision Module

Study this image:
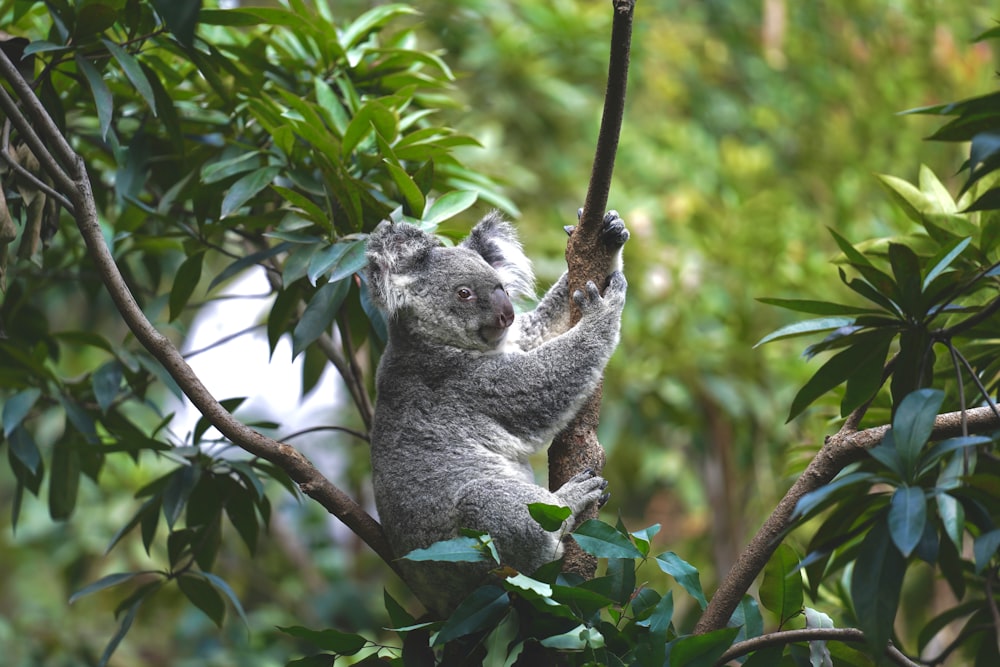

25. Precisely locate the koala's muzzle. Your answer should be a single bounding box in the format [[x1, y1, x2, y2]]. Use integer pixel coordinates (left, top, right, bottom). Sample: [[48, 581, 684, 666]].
[[491, 286, 515, 329]]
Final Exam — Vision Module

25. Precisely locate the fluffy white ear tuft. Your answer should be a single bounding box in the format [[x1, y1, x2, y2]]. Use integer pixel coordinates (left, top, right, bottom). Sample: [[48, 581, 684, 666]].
[[365, 221, 440, 315], [461, 211, 535, 300]]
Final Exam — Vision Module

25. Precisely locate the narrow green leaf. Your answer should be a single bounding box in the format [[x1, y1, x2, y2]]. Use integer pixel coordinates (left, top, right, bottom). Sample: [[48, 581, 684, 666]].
[[572, 519, 643, 559], [150, 0, 202, 47], [759, 543, 803, 622], [201, 151, 260, 184], [887, 486, 927, 558], [8, 425, 42, 476], [434, 585, 510, 645], [277, 625, 367, 655], [292, 279, 351, 357], [788, 336, 895, 421], [3, 387, 42, 437], [483, 610, 518, 666], [162, 465, 201, 529], [869, 430, 904, 478], [92, 360, 124, 413], [209, 242, 288, 292], [402, 536, 490, 563], [178, 573, 226, 628], [974, 529, 1000, 573], [105, 495, 160, 554], [527, 502, 570, 532], [424, 191, 478, 225], [98, 594, 144, 667], [850, 522, 904, 653], [636, 589, 674, 635], [69, 572, 142, 604], [887, 243, 922, 316], [102, 39, 157, 114], [923, 237, 972, 290], [49, 438, 80, 520], [385, 160, 426, 217], [75, 53, 113, 140], [201, 572, 249, 628], [730, 595, 764, 644], [893, 388, 944, 481], [168, 252, 204, 321], [753, 317, 856, 348], [757, 297, 882, 316], [339, 4, 419, 50], [221, 166, 281, 218], [655, 552, 708, 609], [792, 471, 875, 521], [308, 243, 349, 285]]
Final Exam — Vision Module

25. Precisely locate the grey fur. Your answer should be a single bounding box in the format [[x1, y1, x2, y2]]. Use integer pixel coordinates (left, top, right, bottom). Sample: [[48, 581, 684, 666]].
[[366, 211, 628, 616]]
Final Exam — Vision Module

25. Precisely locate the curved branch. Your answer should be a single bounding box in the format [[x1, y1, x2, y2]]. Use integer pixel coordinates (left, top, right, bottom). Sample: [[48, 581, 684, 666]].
[[0, 48, 397, 573], [716, 627, 920, 667], [694, 405, 1000, 634]]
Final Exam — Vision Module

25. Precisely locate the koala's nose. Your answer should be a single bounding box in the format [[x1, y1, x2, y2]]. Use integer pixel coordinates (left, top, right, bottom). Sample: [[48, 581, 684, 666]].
[[491, 286, 515, 329]]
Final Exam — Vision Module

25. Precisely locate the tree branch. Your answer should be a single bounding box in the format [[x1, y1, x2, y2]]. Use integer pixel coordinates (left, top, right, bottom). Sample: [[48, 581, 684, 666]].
[[694, 405, 1000, 634], [715, 627, 920, 667], [549, 0, 635, 578], [0, 48, 397, 574]]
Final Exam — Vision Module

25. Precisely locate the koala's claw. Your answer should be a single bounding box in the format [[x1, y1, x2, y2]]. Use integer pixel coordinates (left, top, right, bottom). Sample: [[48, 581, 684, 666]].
[[601, 210, 630, 249], [598, 491, 611, 508]]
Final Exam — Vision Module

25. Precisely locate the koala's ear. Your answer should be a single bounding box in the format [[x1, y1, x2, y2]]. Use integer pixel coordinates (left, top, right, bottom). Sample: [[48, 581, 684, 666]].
[[365, 221, 440, 315], [461, 211, 535, 299]]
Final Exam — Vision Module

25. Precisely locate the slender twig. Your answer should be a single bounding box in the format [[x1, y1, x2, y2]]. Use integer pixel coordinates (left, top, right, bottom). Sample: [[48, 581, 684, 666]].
[[694, 405, 1000, 634], [0, 119, 74, 212], [946, 340, 969, 437], [935, 293, 1000, 339], [279, 424, 369, 445], [953, 346, 1000, 420], [715, 627, 920, 667], [182, 324, 264, 359]]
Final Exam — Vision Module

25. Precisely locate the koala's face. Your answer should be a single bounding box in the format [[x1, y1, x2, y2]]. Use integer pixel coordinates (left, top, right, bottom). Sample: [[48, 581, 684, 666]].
[[400, 248, 515, 351]]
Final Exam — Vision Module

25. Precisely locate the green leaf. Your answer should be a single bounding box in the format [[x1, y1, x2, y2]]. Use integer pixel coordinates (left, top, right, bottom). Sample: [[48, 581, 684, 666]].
[[402, 536, 491, 563], [424, 191, 478, 225], [973, 529, 1000, 573], [668, 627, 740, 667], [75, 53, 113, 140], [923, 237, 972, 290], [69, 572, 142, 604], [168, 252, 204, 321], [893, 388, 944, 481], [434, 585, 510, 644], [887, 243, 922, 316], [385, 161, 426, 217], [792, 471, 875, 521], [209, 242, 289, 292], [636, 589, 674, 634], [339, 4, 419, 50], [528, 502, 571, 532], [8, 425, 42, 476], [194, 397, 245, 445], [277, 625, 367, 655], [3, 387, 42, 437], [868, 430, 904, 478], [572, 519, 643, 559], [754, 317, 856, 348], [307, 239, 367, 285], [150, 0, 201, 47], [788, 334, 896, 421], [850, 523, 904, 653], [383, 589, 416, 632], [757, 297, 882, 316], [630, 523, 661, 557], [92, 360, 124, 413], [178, 573, 226, 628], [887, 486, 927, 558], [98, 592, 146, 667], [201, 572, 249, 628], [162, 465, 201, 528], [483, 610, 518, 666], [292, 279, 351, 358], [49, 438, 80, 520], [221, 166, 281, 218], [655, 552, 708, 609], [539, 624, 605, 651], [759, 543, 803, 623], [102, 39, 157, 114]]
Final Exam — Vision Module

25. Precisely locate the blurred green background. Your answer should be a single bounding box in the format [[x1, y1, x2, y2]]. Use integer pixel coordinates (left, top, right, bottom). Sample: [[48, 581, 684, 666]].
[[0, 0, 995, 664]]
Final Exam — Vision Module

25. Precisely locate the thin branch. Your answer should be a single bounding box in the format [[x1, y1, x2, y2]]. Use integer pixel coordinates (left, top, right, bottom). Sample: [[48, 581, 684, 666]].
[[0, 47, 399, 575], [182, 323, 264, 359], [694, 405, 1000, 635], [715, 627, 919, 667], [279, 424, 369, 445], [0, 119, 74, 212]]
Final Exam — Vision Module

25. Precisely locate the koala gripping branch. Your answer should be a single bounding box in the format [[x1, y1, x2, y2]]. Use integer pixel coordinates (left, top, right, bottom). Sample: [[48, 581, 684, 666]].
[[549, 0, 635, 578], [0, 49, 397, 573]]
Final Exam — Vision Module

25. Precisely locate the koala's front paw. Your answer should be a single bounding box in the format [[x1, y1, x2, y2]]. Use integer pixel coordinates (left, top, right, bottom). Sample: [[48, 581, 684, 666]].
[[572, 270, 627, 315], [556, 468, 609, 513], [600, 210, 630, 249], [565, 209, 630, 250]]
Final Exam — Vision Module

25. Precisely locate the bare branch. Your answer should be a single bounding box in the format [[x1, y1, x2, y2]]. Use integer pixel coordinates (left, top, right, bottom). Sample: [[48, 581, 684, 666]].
[[715, 627, 920, 667], [0, 47, 397, 573], [694, 405, 1000, 634]]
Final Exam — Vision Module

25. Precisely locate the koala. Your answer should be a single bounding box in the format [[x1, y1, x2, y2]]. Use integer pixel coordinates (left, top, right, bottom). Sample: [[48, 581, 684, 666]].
[[365, 210, 628, 616]]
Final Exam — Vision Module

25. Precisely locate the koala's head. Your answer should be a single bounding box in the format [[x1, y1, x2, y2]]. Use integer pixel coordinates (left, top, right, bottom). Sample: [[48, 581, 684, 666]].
[[366, 213, 535, 351]]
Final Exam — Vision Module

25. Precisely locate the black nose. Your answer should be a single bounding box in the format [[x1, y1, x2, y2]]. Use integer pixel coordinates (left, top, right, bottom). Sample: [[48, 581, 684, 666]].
[[491, 287, 514, 329]]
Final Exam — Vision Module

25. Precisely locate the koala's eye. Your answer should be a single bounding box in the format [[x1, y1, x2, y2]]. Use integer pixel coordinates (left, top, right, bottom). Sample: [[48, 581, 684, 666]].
[[456, 287, 475, 301]]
